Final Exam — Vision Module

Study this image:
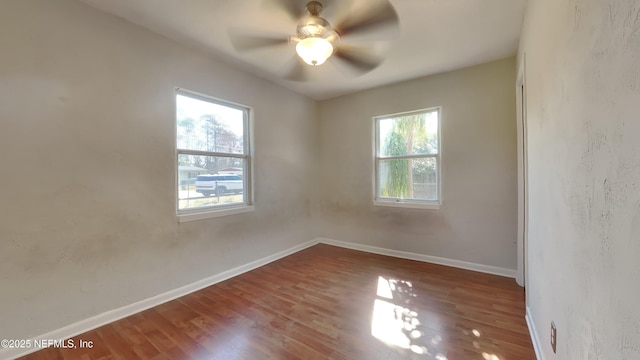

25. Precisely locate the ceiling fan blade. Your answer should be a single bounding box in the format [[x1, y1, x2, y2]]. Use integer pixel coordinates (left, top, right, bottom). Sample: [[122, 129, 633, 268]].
[[262, 0, 307, 21], [335, 1, 399, 37], [282, 57, 310, 82], [228, 29, 290, 52], [332, 44, 384, 75]]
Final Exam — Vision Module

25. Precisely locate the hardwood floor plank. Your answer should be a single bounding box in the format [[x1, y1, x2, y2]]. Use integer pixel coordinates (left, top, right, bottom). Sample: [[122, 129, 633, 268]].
[[20, 244, 534, 359]]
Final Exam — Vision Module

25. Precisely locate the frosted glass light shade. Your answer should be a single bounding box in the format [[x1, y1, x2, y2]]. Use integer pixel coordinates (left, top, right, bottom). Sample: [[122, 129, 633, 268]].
[[296, 37, 333, 66]]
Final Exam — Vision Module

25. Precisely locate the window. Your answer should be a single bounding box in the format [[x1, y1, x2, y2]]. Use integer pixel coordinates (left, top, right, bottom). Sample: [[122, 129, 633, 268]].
[[176, 89, 253, 221], [374, 108, 441, 209]]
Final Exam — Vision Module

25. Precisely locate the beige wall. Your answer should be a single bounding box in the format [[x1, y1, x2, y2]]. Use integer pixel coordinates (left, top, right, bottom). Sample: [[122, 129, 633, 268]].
[[519, 0, 640, 358], [0, 0, 317, 340], [315, 58, 518, 270]]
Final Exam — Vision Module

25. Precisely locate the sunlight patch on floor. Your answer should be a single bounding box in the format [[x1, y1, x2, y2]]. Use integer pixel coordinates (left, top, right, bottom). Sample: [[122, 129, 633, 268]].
[[462, 327, 501, 360], [371, 276, 447, 359], [376, 276, 394, 299], [482, 352, 501, 360], [371, 298, 413, 349]]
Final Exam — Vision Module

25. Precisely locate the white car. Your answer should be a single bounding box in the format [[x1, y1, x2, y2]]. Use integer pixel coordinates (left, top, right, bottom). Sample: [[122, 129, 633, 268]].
[[195, 174, 243, 196]]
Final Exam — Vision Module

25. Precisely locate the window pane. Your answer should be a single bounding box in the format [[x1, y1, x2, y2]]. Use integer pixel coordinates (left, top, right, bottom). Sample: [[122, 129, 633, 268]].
[[176, 94, 245, 154], [178, 154, 245, 210], [379, 110, 438, 157], [378, 158, 438, 201]]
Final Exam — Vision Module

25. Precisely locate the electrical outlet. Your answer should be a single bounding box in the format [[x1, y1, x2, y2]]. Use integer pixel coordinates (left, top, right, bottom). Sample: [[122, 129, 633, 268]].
[[551, 321, 557, 353]]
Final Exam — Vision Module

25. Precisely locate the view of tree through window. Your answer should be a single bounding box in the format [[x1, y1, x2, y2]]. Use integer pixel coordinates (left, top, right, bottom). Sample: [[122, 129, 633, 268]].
[[176, 90, 250, 212], [375, 109, 440, 204]]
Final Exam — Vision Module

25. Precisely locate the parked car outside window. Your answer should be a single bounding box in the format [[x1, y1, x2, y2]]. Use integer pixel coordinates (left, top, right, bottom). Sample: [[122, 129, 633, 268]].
[[195, 175, 243, 197]]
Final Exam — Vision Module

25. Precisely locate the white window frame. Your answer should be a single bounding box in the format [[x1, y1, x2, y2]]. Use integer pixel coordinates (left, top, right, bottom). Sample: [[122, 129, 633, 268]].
[[175, 88, 254, 222], [373, 107, 442, 210]]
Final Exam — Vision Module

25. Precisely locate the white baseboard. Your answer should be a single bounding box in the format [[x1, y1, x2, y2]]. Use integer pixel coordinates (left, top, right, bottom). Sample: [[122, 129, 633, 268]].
[[526, 306, 544, 360], [0, 239, 319, 360], [316, 238, 517, 278]]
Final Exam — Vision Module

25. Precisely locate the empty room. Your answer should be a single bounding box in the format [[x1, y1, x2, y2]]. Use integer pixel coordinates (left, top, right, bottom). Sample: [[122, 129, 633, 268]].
[[1, 0, 638, 359]]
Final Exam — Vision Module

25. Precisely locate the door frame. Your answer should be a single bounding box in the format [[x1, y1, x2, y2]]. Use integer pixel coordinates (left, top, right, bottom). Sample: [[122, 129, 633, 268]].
[[516, 55, 529, 290]]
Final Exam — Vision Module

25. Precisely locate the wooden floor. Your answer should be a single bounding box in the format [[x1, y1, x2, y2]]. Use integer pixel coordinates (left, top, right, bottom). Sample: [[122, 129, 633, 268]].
[[21, 244, 534, 360]]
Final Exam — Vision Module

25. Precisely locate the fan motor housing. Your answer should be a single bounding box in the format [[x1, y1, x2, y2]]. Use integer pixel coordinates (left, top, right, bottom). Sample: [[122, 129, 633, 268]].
[[297, 17, 339, 43], [296, 1, 339, 43]]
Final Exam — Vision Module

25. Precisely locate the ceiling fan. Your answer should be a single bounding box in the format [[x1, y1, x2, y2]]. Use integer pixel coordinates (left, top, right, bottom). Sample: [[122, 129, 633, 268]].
[[229, 0, 399, 81]]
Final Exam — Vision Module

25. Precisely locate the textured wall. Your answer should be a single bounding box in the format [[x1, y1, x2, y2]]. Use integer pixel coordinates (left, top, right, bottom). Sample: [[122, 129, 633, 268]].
[[0, 0, 317, 340], [315, 58, 518, 271], [518, 0, 640, 358]]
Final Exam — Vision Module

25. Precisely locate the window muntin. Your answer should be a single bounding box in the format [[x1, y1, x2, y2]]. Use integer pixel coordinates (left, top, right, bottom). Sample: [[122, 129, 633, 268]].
[[176, 89, 251, 215], [374, 108, 440, 207]]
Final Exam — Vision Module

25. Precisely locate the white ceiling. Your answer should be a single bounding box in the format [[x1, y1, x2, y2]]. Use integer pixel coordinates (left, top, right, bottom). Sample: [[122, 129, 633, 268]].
[[78, 0, 526, 100]]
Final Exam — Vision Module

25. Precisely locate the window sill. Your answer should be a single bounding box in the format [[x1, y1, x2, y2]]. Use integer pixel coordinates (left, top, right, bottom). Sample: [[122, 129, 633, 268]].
[[373, 200, 441, 210], [178, 205, 255, 223]]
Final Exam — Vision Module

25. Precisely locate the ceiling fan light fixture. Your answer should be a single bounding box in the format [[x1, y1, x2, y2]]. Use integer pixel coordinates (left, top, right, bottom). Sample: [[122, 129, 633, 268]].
[[296, 36, 333, 66]]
